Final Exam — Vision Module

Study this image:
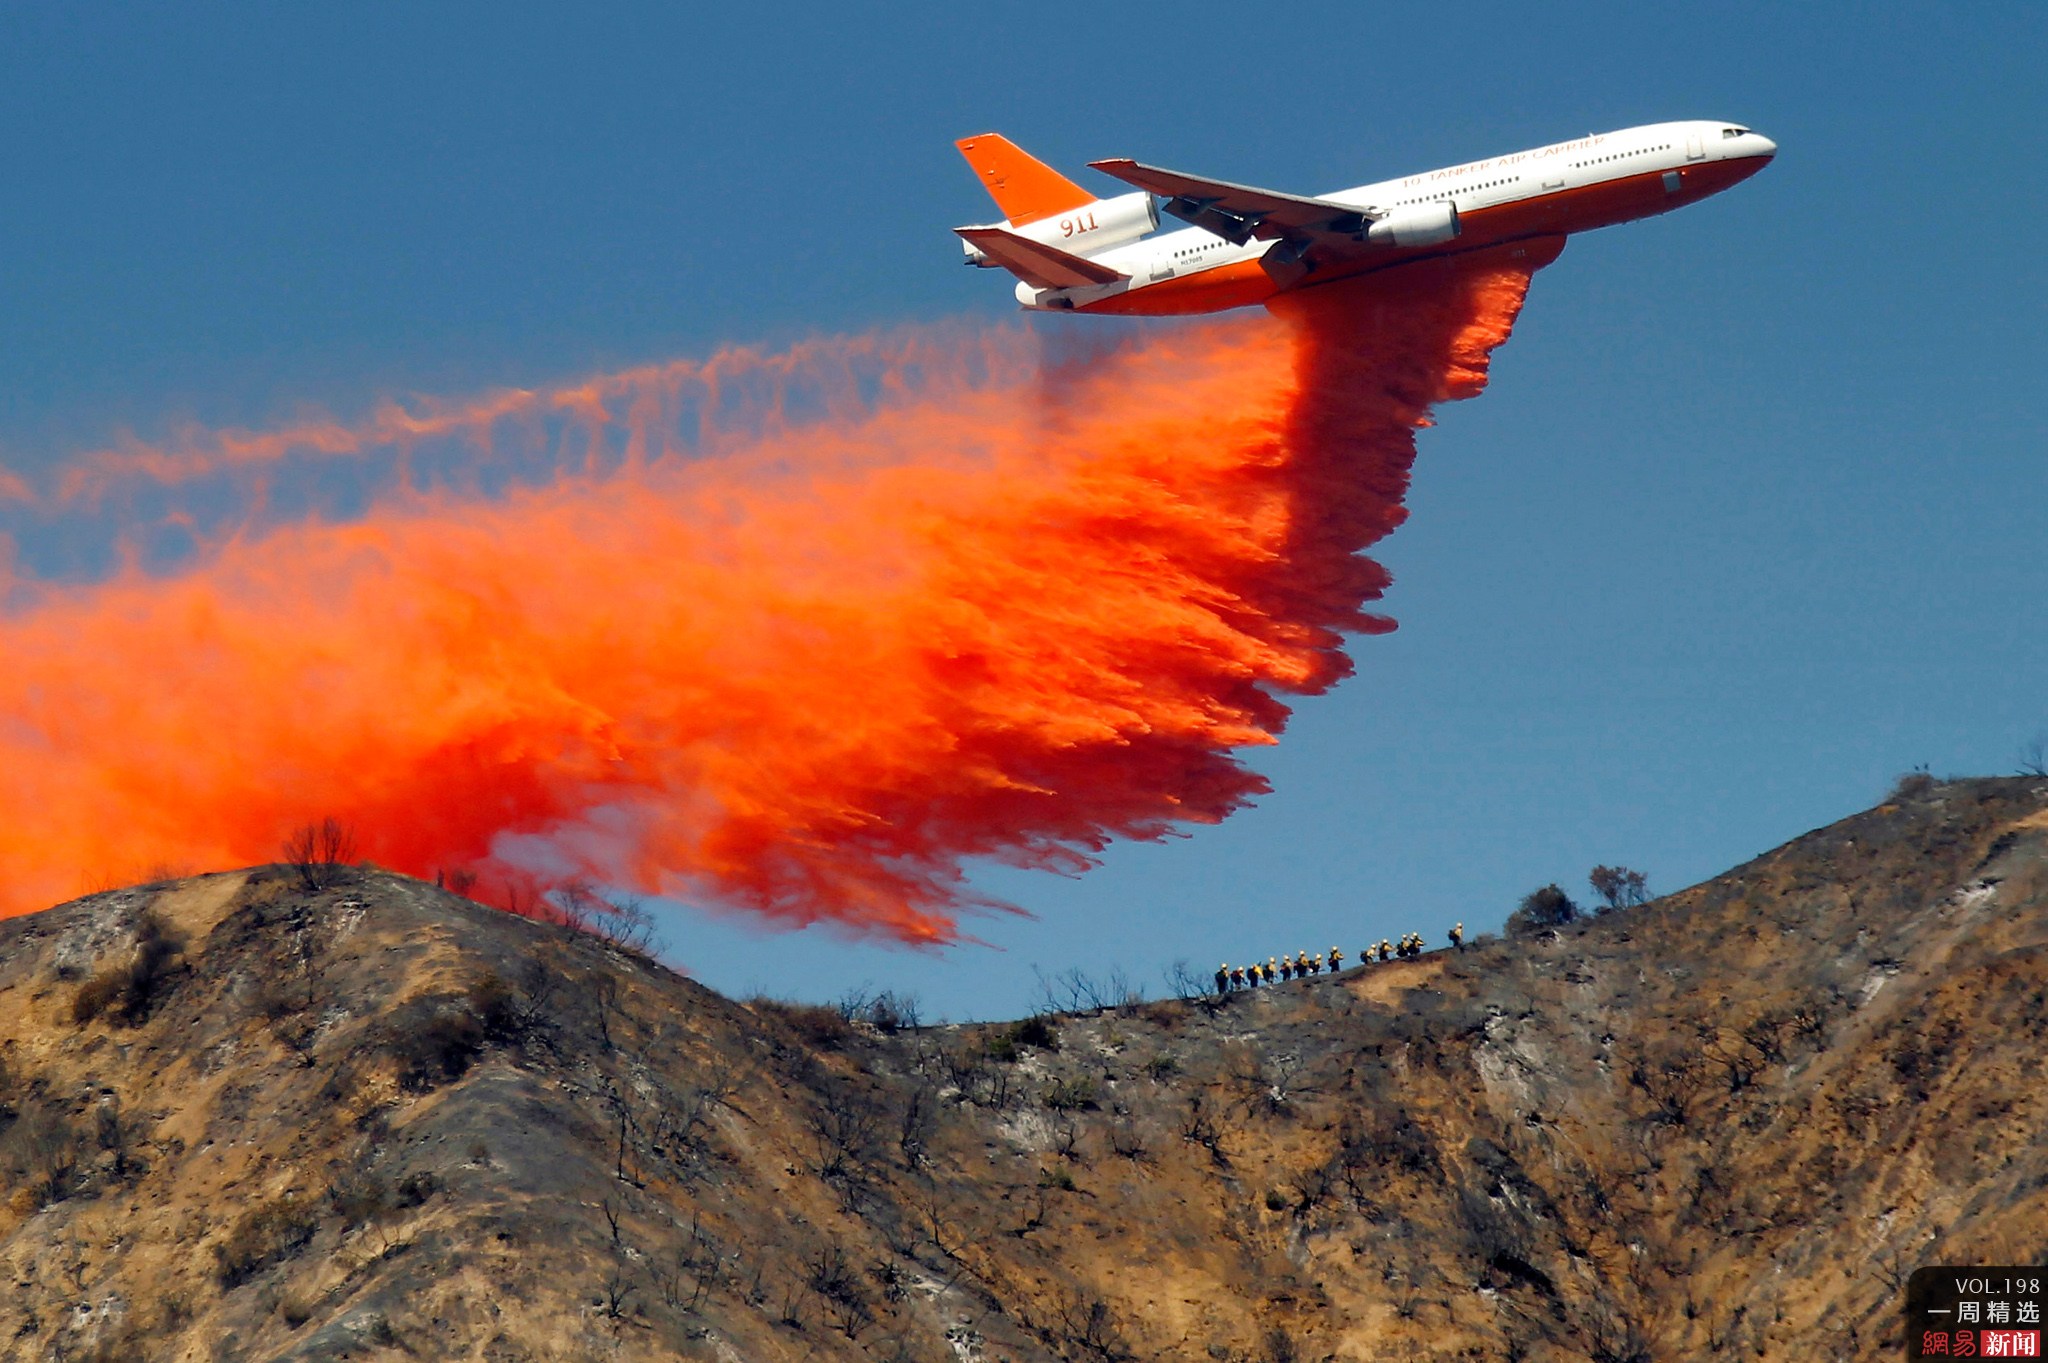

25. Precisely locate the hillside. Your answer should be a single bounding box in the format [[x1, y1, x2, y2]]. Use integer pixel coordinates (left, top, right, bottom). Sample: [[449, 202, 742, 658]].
[[2, 777, 2045, 1362]]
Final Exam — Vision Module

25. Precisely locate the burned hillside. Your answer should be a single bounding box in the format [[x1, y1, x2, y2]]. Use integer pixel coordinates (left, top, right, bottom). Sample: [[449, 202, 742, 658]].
[[2, 777, 2045, 1362]]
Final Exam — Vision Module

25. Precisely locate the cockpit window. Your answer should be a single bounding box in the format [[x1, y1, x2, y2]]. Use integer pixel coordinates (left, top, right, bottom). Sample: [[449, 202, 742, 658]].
[[1722, 127, 1749, 138]]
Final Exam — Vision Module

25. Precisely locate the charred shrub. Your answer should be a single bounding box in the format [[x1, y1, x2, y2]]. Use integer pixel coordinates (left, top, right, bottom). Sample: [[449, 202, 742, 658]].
[[1048, 1292, 1133, 1363], [251, 977, 312, 1022], [70, 973, 122, 1025], [377, 965, 550, 1092], [462, 957, 561, 1051], [851, 989, 921, 1034], [983, 1014, 1061, 1062], [1588, 864, 1650, 913], [282, 817, 358, 892], [384, 1004, 485, 1093], [1337, 1107, 1442, 1187], [1889, 768, 1939, 801], [214, 1193, 320, 1287], [1013, 1014, 1060, 1050], [70, 913, 184, 1027], [0, 1104, 81, 1209], [395, 1169, 441, 1207], [253, 974, 322, 1058], [327, 1170, 389, 1229], [467, 970, 528, 1045], [1889, 1016, 1964, 1099], [1625, 1043, 1710, 1127], [805, 1243, 874, 1341], [1041, 1076, 1098, 1112], [93, 1099, 140, 1184], [278, 1290, 318, 1329], [753, 999, 855, 1051], [1505, 884, 1579, 938], [788, 1002, 856, 1050], [810, 1083, 883, 1194]]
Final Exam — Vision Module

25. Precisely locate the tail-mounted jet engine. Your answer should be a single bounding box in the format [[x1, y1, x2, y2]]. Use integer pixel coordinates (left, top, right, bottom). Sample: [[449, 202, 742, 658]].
[[962, 191, 1159, 266]]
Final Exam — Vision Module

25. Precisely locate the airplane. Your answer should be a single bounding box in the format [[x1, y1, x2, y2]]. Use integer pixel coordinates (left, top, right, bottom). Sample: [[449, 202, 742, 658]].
[[954, 121, 1776, 315]]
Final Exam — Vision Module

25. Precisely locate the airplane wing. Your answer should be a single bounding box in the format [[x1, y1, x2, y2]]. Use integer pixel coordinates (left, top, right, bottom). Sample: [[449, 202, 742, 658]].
[[1087, 158, 1382, 246], [953, 226, 1127, 291]]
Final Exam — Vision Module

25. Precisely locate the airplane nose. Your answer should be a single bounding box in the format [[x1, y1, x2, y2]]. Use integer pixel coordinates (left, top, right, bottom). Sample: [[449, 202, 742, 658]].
[[1752, 133, 1777, 158]]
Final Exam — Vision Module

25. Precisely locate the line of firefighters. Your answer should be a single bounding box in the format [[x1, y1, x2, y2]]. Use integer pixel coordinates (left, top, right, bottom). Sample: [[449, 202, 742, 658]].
[[1213, 923, 1464, 994]]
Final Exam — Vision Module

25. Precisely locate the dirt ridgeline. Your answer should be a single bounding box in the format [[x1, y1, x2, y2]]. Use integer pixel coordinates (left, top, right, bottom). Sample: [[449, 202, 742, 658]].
[[1, 778, 2045, 1363]]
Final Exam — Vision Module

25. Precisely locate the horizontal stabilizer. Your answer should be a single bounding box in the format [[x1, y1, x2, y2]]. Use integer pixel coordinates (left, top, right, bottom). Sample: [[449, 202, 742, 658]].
[[953, 226, 1127, 291]]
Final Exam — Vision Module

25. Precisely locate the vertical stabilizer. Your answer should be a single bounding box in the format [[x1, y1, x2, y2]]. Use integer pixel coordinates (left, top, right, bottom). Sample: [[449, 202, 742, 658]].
[[955, 134, 1095, 227]]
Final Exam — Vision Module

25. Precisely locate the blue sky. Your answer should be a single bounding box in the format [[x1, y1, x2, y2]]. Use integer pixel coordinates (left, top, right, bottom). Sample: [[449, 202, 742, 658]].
[[3, 3, 2043, 1019]]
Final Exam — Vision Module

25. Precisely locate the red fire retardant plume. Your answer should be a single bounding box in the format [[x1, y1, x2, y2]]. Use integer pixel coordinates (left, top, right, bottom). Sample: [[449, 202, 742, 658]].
[[0, 241, 1553, 939]]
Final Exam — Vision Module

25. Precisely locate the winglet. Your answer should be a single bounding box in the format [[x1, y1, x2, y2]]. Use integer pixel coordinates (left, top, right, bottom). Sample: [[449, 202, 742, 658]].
[[956, 134, 1095, 227], [953, 227, 1126, 291]]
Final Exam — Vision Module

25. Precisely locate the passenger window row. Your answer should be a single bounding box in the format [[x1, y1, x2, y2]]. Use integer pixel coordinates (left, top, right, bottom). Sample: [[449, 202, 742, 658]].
[[1571, 143, 1673, 169], [1392, 174, 1520, 207]]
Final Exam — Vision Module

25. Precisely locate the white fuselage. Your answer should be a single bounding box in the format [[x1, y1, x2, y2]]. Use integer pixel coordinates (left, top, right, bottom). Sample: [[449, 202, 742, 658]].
[[1028, 120, 1777, 314]]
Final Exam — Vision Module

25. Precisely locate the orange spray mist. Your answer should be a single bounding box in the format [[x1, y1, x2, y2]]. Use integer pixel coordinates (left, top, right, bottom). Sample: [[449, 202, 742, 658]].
[[0, 240, 1555, 937]]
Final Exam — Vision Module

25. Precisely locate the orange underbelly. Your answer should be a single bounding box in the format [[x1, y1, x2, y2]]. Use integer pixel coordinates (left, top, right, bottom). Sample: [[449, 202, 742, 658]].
[[1283, 233, 1570, 305], [1078, 258, 1279, 316], [1464, 156, 1772, 243]]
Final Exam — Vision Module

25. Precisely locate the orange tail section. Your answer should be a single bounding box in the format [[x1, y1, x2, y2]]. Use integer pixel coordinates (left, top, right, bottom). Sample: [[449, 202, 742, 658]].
[[955, 134, 1095, 227]]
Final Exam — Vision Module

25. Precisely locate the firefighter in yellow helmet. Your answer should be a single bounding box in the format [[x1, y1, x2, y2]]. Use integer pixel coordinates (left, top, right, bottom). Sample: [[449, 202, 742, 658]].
[[1328, 946, 1344, 972], [1215, 962, 1231, 994], [1449, 922, 1465, 951]]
